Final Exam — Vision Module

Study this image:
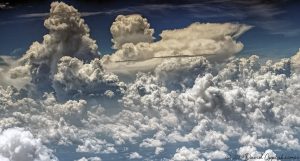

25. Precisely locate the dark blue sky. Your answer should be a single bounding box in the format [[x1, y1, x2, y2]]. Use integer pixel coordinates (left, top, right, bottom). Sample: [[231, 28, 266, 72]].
[[0, 0, 299, 59]]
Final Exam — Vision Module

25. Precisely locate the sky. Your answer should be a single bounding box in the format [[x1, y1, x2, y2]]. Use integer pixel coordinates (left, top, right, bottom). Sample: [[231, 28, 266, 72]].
[[0, 0, 300, 58], [1, 1, 300, 161]]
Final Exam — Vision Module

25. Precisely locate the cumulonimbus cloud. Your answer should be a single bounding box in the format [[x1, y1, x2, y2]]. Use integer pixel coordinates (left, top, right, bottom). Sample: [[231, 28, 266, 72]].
[[103, 18, 252, 75]]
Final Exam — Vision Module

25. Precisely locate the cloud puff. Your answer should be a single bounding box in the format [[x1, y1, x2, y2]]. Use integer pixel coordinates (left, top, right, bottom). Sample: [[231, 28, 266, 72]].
[[53, 56, 126, 100], [154, 57, 211, 89], [0, 128, 58, 161], [238, 146, 280, 161], [172, 147, 203, 161], [110, 14, 154, 49], [0, 56, 31, 89], [75, 157, 101, 161], [128, 152, 142, 159]]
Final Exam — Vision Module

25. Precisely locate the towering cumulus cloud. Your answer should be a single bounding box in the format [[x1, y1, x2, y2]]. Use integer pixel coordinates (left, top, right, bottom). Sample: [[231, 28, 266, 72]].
[[4, 2, 125, 100], [1, 1, 300, 161], [110, 14, 154, 49], [11, 1, 98, 90]]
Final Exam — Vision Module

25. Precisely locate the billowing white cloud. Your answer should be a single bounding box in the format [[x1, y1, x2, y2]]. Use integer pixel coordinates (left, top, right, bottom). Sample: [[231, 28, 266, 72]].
[[75, 157, 101, 161], [53, 56, 126, 99], [154, 57, 211, 89], [0, 128, 58, 161], [0, 56, 31, 89], [110, 14, 154, 49], [117, 55, 298, 159], [158, 22, 251, 60], [1, 2, 127, 100], [76, 138, 117, 154], [8, 1, 98, 90], [1, 50, 299, 161], [172, 147, 203, 161], [103, 22, 252, 75], [128, 152, 142, 159], [0, 1, 300, 161], [238, 146, 280, 161], [292, 48, 300, 72]]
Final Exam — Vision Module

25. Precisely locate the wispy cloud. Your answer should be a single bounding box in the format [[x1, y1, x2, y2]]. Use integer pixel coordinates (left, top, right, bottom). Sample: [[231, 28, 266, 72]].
[[17, 13, 48, 18], [14, 0, 300, 37], [0, 18, 42, 26], [271, 28, 300, 37], [0, 2, 12, 9], [17, 8, 132, 18]]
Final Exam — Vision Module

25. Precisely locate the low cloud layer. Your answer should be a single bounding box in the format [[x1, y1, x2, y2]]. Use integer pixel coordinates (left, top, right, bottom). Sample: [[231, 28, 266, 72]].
[[1, 54, 299, 160], [1, 1, 300, 161]]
